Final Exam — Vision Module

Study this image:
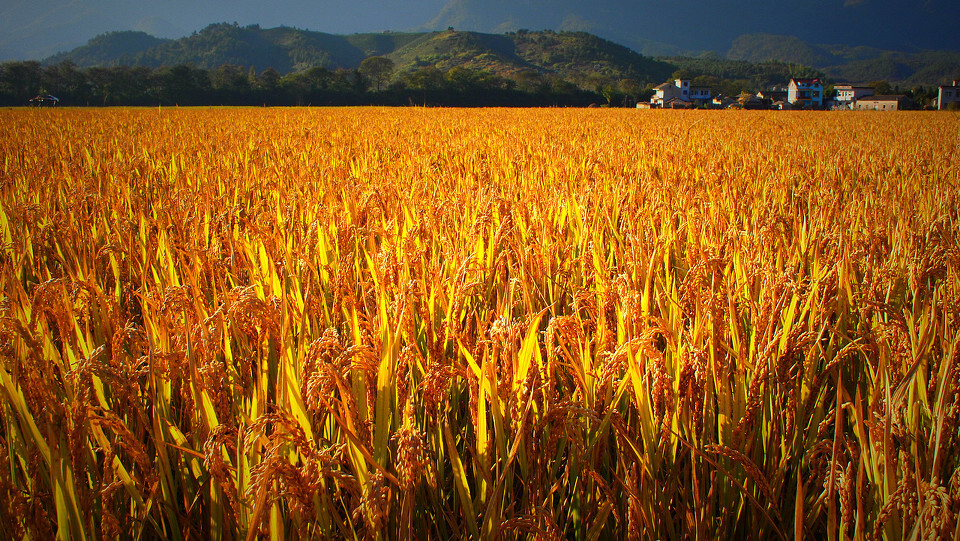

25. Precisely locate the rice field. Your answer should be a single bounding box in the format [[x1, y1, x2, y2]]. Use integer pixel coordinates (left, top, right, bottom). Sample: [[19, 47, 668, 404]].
[[0, 107, 958, 540]]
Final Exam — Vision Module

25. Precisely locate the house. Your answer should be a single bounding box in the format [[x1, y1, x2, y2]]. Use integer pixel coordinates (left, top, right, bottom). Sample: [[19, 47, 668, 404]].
[[660, 97, 695, 109], [834, 85, 874, 109], [937, 80, 960, 110], [651, 82, 682, 106], [854, 95, 911, 111], [755, 90, 787, 109], [771, 100, 793, 110], [757, 90, 787, 103], [650, 79, 712, 108], [711, 95, 738, 108], [738, 93, 766, 109], [787, 78, 824, 107], [688, 85, 712, 103]]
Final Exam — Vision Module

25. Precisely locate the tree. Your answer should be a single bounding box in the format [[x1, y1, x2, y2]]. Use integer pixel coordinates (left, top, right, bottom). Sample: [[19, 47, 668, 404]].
[[870, 80, 892, 95], [358, 56, 395, 92], [405, 67, 446, 92], [256, 68, 281, 93], [0, 61, 43, 102], [210, 64, 250, 104], [514, 70, 547, 94]]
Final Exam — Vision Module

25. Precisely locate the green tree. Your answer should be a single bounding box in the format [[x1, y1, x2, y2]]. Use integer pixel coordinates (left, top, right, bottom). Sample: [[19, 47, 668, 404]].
[[256, 68, 281, 92], [870, 80, 893, 95], [405, 67, 446, 92], [358, 56, 395, 91]]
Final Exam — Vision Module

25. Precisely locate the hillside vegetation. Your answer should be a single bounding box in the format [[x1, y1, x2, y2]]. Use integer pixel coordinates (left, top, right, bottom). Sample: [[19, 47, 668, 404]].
[[45, 24, 674, 84], [41, 24, 960, 88], [728, 33, 960, 86]]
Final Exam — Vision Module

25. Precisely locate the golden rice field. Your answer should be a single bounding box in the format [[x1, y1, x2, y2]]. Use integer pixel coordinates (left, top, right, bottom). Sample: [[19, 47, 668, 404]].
[[0, 107, 958, 540]]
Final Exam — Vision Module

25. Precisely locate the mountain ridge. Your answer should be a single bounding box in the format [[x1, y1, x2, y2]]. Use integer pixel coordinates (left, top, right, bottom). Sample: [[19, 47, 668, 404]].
[[42, 24, 678, 84], [726, 33, 960, 87], [4, 0, 959, 63], [38, 24, 960, 87]]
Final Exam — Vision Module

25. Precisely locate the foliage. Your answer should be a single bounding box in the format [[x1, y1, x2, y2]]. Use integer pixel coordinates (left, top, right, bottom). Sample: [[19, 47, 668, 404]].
[[359, 57, 395, 91], [0, 60, 601, 107], [42, 26, 675, 89], [1, 108, 959, 540], [660, 56, 823, 92], [724, 33, 960, 86]]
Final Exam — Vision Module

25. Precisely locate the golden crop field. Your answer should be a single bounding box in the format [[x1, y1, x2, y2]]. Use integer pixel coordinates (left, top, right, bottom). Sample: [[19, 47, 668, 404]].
[[0, 107, 958, 540]]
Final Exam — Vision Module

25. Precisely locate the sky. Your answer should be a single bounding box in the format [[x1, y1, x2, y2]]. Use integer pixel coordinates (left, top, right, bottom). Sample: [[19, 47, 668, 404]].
[[1, 0, 958, 61], [0, 0, 448, 60]]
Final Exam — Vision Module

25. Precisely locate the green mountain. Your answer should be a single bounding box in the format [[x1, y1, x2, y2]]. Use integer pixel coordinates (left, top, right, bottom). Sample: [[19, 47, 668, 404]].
[[42, 24, 960, 89], [387, 29, 672, 81], [46, 31, 169, 67], [44, 23, 674, 84], [423, 0, 960, 57], [727, 33, 960, 85]]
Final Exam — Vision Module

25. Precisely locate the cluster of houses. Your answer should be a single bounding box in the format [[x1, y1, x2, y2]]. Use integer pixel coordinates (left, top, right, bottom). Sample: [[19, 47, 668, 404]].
[[639, 78, 960, 110]]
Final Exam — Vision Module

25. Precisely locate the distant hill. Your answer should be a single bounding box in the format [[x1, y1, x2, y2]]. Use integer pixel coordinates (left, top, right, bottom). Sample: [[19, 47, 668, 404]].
[[5, 0, 960, 65], [44, 24, 675, 84], [39, 24, 960, 88], [727, 33, 960, 86], [424, 0, 960, 57], [46, 32, 169, 67], [385, 29, 673, 81]]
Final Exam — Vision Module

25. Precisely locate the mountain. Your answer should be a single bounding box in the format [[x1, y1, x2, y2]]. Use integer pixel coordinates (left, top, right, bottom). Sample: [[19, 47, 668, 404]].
[[424, 0, 700, 57], [0, 1, 447, 62], [43, 23, 959, 87], [385, 29, 673, 81], [4, 0, 959, 63], [45, 31, 169, 67], [424, 0, 960, 57], [727, 33, 960, 86], [44, 24, 675, 84]]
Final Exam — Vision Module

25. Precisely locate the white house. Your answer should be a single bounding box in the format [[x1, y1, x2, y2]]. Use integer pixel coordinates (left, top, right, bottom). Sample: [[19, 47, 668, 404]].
[[938, 80, 960, 110], [650, 79, 712, 108], [787, 78, 824, 107], [834, 84, 874, 109]]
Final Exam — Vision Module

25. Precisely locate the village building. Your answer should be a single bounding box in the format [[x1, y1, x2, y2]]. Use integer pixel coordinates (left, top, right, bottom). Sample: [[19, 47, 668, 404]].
[[711, 94, 738, 108], [938, 80, 960, 110], [854, 95, 911, 111], [661, 97, 695, 109], [787, 78, 824, 107], [834, 84, 874, 109], [756, 90, 787, 103], [650, 79, 712, 108], [754, 90, 786, 109], [738, 93, 766, 109]]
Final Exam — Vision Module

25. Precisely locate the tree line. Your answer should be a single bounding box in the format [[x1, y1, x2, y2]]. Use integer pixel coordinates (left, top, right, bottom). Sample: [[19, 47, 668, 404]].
[[0, 59, 651, 107], [7, 58, 936, 109]]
